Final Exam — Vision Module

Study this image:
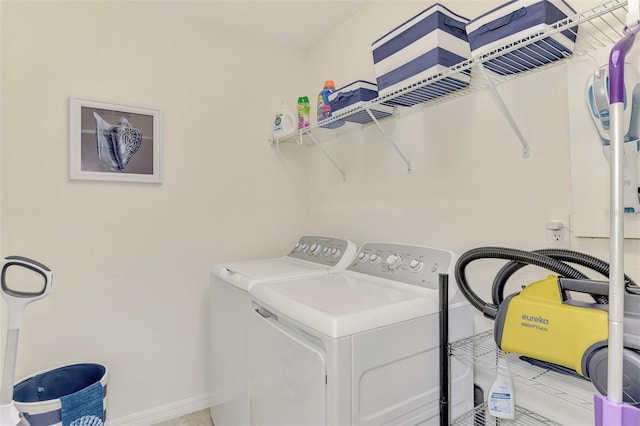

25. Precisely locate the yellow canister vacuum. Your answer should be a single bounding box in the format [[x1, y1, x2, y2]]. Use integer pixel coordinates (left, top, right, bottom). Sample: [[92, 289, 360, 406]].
[[454, 247, 640, 406]]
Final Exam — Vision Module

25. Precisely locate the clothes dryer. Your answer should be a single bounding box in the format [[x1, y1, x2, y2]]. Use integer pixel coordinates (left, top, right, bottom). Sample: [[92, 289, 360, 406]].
[[248, 242, 474, 426], [210, 236, 357, 426]]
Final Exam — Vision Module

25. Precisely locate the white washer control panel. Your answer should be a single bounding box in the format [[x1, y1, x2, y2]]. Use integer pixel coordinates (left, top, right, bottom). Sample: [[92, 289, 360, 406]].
[[287, 236, 353, 267], [347, 242, 455, 289]]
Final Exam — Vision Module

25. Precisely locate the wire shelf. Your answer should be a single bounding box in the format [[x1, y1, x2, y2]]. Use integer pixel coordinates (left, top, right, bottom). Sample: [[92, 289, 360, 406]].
[[452, 402, 562, 426], [270, 0, 630, 146], [450, 330, 596, 411]]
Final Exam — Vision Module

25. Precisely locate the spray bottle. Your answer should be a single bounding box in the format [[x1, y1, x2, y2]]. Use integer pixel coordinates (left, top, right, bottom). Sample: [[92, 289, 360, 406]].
[[488, 356, 515, 419]]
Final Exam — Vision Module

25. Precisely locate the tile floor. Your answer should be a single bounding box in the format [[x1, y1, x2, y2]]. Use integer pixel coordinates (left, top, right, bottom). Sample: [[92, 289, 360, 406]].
[[153, 409, 214, 426]]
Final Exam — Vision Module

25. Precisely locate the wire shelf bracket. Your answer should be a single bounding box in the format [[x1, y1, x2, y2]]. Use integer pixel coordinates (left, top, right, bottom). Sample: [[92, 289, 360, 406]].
[[366, 108, 412, 173], [306, 131, 347, 182], [476, 64, 531, 158]]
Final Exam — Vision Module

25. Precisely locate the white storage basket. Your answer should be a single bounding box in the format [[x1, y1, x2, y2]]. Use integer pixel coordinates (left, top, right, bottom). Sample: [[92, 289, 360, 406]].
[[329, 81, 393, 124], [371, 3, 471, 107], [465, 0, 578, 75]]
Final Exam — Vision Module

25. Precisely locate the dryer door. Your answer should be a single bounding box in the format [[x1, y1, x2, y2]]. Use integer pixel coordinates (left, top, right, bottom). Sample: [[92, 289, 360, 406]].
[[249, 303, 327, 426]]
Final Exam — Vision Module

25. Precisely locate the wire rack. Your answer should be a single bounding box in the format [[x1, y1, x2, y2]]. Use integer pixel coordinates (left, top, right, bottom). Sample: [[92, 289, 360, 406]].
[[272, 0, 630, 146], [451, 402, 562, 426], [450, 330, 596, 411]]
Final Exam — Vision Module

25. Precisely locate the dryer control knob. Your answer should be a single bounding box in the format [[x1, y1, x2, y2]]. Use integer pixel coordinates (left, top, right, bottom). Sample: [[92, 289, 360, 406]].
[[332, 249, 342, 258], [409, 259, 423, 272], [311, 244, 322, 255], [358, 252, 369, 262], [386, 254, 403, 270]]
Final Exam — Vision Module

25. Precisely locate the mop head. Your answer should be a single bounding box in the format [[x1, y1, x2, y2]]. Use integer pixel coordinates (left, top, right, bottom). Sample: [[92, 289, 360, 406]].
[[69, 415, 103, 426]]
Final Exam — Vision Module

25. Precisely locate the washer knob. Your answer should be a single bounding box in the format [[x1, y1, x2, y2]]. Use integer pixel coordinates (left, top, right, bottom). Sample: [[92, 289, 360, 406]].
[[358, 252, 369, 263], [323, 247, 331, 256], [311, 244, 322, 255], [332, 248, 342, 258], [386, 253, 403, 270], [409, 259, 423, 272], [369, 253, 381, 264]]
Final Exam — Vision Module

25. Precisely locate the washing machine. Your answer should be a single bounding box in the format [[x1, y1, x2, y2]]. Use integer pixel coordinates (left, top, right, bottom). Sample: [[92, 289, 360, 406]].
[[210, 236, 357, 426], [248, 242, 474, 426]]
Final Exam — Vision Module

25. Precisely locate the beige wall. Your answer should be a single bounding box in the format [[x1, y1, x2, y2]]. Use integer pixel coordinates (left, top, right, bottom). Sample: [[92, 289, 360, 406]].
[[1, 1, 308, 422]]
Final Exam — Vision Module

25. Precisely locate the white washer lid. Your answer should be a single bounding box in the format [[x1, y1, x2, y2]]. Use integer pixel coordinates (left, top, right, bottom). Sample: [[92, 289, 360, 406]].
[[250, 271, 439, 338], [211, 257, 328, 292]]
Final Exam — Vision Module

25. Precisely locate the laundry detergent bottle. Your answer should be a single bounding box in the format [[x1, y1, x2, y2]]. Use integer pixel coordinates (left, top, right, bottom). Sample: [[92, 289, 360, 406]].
[[317, 80, 344, 129], [297, 96, 310, 130], [273, 101, 296, 139]]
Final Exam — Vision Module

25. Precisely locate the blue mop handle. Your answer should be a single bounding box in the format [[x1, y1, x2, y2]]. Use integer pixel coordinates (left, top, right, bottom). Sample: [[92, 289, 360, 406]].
[[607, 24, 640, 406]]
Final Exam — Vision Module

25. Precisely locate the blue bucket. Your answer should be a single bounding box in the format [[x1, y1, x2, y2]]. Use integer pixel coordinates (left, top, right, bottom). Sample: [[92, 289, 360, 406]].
[[13, 363, 108, 426]]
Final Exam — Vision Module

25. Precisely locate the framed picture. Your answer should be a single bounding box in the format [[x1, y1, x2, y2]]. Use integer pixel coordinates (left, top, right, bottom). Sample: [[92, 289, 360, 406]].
[[70, 97, 162, 183]]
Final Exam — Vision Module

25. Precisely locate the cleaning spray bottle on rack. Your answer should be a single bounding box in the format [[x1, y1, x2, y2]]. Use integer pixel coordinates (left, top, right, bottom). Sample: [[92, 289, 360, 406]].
[[488, 356, 515, 419], [272, 101, 296, 139], [317, 80, 344, 129], [297, 96, 310, 130]]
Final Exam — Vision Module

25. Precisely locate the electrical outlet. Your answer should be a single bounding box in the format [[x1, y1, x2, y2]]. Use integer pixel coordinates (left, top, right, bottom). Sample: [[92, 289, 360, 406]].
[[545, 215, 571, 249]]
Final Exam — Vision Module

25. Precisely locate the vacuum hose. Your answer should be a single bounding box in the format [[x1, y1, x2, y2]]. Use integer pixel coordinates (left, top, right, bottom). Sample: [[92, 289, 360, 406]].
[[454, 247, 638, 319]]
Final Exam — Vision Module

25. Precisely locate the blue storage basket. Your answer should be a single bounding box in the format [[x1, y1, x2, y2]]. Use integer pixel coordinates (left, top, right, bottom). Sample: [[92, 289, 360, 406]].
[[13, 363, 108, 426], [371, 3, 471, 106], [465, 0, 578, 75], [329, 81, 393, 124]]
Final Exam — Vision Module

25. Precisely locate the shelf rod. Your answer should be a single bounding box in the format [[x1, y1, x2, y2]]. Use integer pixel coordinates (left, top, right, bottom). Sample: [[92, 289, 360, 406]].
[[366, 108, 412, 173], [476, 64, 530, 158], [306, 132, 346, 181]]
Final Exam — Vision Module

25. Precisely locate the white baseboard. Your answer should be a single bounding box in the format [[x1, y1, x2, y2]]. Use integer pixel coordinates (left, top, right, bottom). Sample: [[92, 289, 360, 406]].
[[106, 394, 211, 426]]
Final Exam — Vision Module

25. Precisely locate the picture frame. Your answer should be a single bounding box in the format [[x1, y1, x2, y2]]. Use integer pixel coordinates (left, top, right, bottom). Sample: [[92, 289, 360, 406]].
[[70, 97, 162, 183]]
